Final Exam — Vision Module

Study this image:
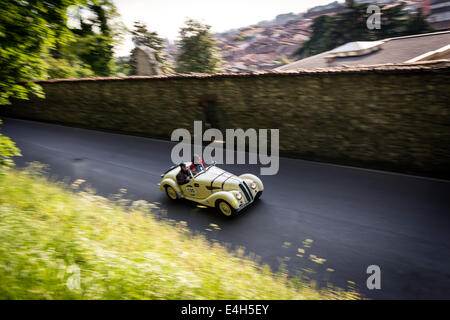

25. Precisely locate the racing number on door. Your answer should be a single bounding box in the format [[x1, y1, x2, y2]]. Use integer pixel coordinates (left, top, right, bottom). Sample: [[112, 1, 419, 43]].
[[185, 185, 196, 196]]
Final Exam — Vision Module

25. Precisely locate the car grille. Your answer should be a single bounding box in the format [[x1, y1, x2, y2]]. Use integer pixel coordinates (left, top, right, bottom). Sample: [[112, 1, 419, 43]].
[[239, 181, 253, 202]]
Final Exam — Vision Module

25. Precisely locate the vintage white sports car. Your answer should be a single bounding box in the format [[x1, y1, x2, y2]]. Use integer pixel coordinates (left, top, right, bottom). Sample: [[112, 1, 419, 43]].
[[158, 162, 263, 216]]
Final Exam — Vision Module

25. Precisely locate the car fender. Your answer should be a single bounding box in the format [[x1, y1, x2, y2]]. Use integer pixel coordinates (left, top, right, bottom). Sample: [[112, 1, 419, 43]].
[[159, 178, 181, 194], [239, 174, 264, 191], [206, 191, 240, 210]]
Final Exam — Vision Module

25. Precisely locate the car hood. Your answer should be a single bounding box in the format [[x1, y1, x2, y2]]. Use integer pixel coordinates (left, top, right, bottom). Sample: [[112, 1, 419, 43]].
[[195, 166, 242, 191]]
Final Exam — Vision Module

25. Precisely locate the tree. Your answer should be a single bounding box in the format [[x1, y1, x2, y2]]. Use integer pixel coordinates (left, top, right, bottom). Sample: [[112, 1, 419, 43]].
[[295, 15, 334, 58], [295, 1, 372, 58], [43, 56, 95, 79], [111, 56, 132, 77], [130, 21, 172, 74], [294, 1, 434, 58], [67, 0, 124, 76], [0, 119, 21, 169], [176, 19, 223, 74], [376, 2, 410, 39], [404, 8, 434, 36], [44, 0, 128, 78], [0, 0, 79, 105], [71, 34, 114, 76], [0, 0, 78, 167]]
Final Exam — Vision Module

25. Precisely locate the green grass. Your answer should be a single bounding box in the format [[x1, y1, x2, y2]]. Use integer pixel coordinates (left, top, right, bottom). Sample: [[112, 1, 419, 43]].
[[0, 167, 359, 299]]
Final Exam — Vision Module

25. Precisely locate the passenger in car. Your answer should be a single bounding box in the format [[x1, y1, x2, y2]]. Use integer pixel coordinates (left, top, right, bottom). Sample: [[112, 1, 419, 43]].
[[190, 154, 206, 175]]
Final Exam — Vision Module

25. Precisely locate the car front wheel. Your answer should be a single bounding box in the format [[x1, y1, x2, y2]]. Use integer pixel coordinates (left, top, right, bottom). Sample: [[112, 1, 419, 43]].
[[216, 200, 235, 217], [165, 185, 178, 200]]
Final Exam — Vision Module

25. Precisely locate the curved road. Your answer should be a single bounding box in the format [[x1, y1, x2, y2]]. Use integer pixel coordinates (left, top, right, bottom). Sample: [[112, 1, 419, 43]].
[[2, 117, 450, 299]]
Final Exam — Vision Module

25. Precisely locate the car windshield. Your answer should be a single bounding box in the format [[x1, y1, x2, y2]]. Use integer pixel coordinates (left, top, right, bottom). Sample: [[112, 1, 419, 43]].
[[192, 163, 213, 178]]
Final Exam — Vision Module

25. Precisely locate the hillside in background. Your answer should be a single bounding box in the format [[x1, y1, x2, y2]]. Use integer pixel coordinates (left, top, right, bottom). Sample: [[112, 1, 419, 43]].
[[165, 0, 427, 72], [214, 17, 312, 72]]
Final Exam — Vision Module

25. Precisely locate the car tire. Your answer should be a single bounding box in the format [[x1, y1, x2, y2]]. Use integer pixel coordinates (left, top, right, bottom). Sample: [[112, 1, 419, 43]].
[[255, 191, 263, 200], [216, 200, 235, 217], [165, 185, 178, 200]]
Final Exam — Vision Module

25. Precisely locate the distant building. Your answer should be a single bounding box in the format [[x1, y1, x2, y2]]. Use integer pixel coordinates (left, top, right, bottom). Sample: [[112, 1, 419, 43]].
[[274, 13, 300, 25], [352, 0, 396, 4], [304, 1, 346, 19], [421, 0, 432, 15], [426, 0, 450, 30], [275, 31, 450, 70], [133, 44, 162, 76]]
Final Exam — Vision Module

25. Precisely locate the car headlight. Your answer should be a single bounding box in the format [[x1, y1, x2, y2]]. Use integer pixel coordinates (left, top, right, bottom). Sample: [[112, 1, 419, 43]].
[[235, 192, 243, 200], [250, 182, 257, 189]]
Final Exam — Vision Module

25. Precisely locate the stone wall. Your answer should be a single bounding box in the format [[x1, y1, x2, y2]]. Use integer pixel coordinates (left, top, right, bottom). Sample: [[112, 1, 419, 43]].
[[2, 61, 449, 178]]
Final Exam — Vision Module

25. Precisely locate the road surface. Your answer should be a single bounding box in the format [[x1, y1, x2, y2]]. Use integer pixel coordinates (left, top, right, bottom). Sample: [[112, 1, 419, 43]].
[[2, 117, 450, 299]]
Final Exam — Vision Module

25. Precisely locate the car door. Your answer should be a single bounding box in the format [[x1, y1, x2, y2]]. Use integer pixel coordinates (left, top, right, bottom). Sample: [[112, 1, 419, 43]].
[[192, 176, 211, 199], [180, 183, 197, 198], [179, 171, 198, 199]]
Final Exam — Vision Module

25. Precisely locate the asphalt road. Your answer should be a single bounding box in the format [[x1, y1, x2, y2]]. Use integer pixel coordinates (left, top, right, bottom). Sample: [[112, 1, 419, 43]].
[[2, 117, 450, 299]]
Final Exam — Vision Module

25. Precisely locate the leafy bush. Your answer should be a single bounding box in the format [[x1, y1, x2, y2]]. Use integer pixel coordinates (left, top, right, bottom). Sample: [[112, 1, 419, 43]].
[[0, 120, 21, 168]]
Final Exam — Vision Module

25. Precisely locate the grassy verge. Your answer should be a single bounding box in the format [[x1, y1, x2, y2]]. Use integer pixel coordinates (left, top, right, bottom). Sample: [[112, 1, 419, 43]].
[[0, 167, 358, 299]]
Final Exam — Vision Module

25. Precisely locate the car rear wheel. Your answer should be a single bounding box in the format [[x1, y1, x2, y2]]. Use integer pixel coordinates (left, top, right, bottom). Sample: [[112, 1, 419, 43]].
[[165, 185, 178, 200], [216, 200, 235, 217]]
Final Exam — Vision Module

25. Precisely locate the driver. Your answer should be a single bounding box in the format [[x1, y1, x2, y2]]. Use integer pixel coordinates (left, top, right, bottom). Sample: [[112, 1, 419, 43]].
[[190, 154, 206, 175], [176, 163, 191, 185]]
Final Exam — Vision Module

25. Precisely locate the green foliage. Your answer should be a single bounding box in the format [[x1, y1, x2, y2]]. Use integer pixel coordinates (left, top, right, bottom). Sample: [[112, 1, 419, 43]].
[[176, 19, 223, 74], [66, 1, 122, 77], [295, 1, 434, 58], [130, 21, 172, 75], [0, 169, 357, 299], [295, 15, 335, 58], [111, 57, 132, 77], [0, 0, 78, 104], [73, 34, 114, 76], [404, 8, 434, 36], [43, 56, 95, 79], [0, 120, 21, 169]]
